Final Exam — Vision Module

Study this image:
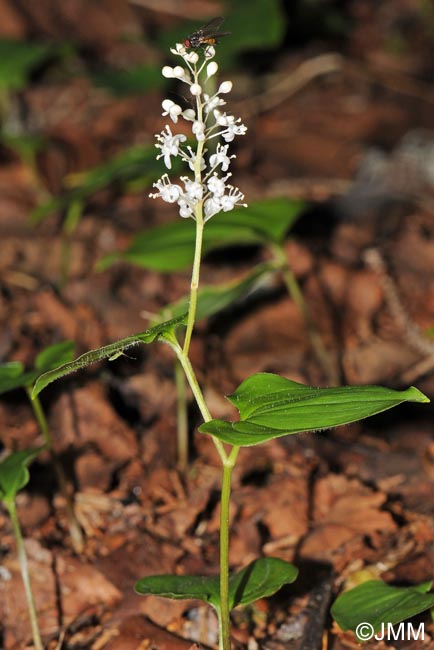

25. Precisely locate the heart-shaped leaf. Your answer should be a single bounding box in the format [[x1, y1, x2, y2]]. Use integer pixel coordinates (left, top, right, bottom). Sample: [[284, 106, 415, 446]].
[[0, 447, 45, 506], [331, 580, 434, 641], [32, 315, 186, 398], [199, 373, 429, 446], [99, 198, 305, 273], [135, 557, 297, 610]]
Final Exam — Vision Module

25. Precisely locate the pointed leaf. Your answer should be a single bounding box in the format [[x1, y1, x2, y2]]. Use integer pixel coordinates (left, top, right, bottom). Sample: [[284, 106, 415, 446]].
[[32, 315, 186, 398], [135, 573, 221, 607], [135, 558, 297, 611], [199, 373, 429, 446], [331, 580, 434, 641], [99, 198, 305, 273], [0, 447, 45, 504], [229, 557, 298, 608]]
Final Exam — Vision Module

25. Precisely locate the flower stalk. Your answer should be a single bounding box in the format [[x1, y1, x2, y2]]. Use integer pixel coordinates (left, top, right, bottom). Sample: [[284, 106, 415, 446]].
[[150, 40, 247, 650]]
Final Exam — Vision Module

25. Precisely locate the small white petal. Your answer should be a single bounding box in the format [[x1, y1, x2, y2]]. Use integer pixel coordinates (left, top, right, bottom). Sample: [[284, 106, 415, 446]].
[[218, 81, 232, 94]]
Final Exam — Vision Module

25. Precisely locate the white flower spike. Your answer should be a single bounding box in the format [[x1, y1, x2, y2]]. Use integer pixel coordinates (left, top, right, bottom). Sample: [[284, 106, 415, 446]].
[[150, 38, 247, 221]]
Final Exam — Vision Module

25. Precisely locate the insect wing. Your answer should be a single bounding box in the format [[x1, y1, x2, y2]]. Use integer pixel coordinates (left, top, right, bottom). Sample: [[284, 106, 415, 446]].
[[198, 16, 225, 37]]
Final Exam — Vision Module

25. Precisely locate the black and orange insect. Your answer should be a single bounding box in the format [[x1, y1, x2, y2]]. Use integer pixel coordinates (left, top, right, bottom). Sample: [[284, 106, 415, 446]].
[[183, 17, 231, 49]]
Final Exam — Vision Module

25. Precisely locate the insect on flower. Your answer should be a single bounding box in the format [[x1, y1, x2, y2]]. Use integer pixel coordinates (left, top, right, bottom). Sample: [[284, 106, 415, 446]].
[[183, 16, 231, 49]]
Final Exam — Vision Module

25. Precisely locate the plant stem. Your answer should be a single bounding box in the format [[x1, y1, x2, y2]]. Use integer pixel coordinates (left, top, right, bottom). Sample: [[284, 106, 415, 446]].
[[175, 360, 189, 471], [27, 390, 84, 554], [7, 500, 44, 650], [270, 242, 339, 384], [183, 205, 204, 356], [218, 446, 239, 650]]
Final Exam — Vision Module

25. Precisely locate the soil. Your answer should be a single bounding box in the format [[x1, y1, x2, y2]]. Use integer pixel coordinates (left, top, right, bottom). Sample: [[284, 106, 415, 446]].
[[1, 2, 434, 649]]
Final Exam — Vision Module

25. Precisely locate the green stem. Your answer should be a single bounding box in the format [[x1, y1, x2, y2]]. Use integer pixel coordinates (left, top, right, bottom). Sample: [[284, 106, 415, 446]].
[[218, 446, 239, 650], [7, 500, 44, 650], [27, 390, 84, 554], [270, 242, 339, 385], [175, 360, 189, 471], [183, 212, 204, 356]]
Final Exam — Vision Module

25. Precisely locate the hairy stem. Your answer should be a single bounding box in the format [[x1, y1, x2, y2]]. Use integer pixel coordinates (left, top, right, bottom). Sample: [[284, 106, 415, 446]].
[[28, 391, 84, 554], [7, 500, 44, 650]]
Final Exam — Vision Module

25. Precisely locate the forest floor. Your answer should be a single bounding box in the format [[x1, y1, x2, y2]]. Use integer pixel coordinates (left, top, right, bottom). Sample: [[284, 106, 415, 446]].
[[1, 2, 434, 649]]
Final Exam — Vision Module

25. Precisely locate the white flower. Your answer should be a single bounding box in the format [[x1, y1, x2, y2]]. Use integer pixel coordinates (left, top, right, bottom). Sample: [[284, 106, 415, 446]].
[[203, 94, 226, 113], [183, 146, 206, 172], [207, 174, 227, 197], [155, 125, 187, 169], [220, 186, 246, 211], [221, 120, 247, 143], [182, 177, 203, 201], [209, 143, 233, 172], [192, 120, 206, 142], [151, 38, 246, 221], [204, 196, 221, 220], [150, 174, 183, 202], [162, 99, 182, 123], [178, 197, 194, 219]]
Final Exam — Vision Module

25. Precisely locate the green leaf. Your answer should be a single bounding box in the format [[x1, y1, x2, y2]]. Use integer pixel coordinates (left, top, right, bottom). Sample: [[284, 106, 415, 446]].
[[32, 315, 186, 398], [0, 447, 45, 505], [31, 145, 180, 224], [162, 263, 275, 321], [135, 557, 297, 610], [90, 64, 165, 96], [0, 39, 52, 91], [100, 198, 305, 273], [135, 573, 220, 606], [228, 557, 298, 608], [0, 342, 75, 395], [199, 373, 429, 446], [35, 341, 75, 372], [331, 580, 434, 641]]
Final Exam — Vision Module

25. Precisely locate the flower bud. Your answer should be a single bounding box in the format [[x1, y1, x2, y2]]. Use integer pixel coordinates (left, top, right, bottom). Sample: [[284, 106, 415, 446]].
[[162, 66, 175, 78], [206, 62, 219, 77], [190, 83, 202, 96], [218, 81, 232, 94]]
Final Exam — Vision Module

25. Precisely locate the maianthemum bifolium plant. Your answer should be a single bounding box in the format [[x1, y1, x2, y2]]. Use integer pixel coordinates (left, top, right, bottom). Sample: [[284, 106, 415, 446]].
[[28, 37, 431, 650]]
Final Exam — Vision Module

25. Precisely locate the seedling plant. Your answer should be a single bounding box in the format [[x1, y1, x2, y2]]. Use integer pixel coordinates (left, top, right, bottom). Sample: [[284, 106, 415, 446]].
[[0, 342, 84, 553], [29, 37, 430, 650]]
